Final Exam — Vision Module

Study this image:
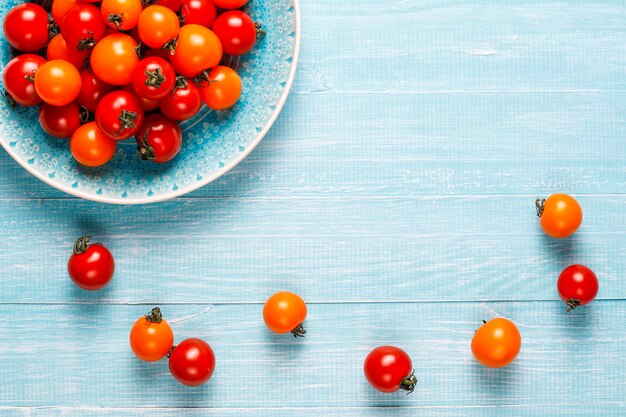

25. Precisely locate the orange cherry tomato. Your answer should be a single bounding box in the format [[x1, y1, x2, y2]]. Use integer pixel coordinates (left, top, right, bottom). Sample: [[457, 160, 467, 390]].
[[90, 33, 140, 85], [52, 0, 78, 23], [47, 34, 90, 69], [70, 122, 117, 167], [471, 318, 521, 368], [130, 307, 174, 362], [170, 24, 222, 78], [263, 291, 307, 336], [137, 5, 180, 49], [34, 59, 82, 107], [199, 66, 242, 110], [536, 193, 582, 238], [101, 0, 144, 31]]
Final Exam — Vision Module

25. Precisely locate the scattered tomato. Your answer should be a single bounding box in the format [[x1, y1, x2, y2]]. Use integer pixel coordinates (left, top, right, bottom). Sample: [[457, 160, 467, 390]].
[[557, 264, 599, 311], [263, 291, 307, 337], [169, 338, 216, 386], [471, 318, 521, 368], [67, 236, 115, 290], [536, 193, 582, 238], [130, 307, 174, 362], [364, 346, 417, 393]]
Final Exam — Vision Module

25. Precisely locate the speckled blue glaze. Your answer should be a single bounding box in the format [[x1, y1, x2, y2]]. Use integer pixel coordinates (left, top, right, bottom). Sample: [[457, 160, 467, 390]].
[[0, 0, 299, 203]]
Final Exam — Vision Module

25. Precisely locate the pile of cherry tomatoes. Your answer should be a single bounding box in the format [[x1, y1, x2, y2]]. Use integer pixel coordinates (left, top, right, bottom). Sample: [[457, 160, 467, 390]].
[[3, 0, 259, 167], [62, 192, 598, 391]]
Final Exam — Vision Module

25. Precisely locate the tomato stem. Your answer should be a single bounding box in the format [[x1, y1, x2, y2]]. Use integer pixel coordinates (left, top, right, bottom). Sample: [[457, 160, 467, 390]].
[[137, 121, 156, 161], [78, 32, 97, 51], [291, 323, 306, 338], [255, 22, 267, 40], [400, 370, 417, 394], [24, 70, 36, 83], [73, 236, 92, 255], [116, 110, 138, 135], [79, 106, 90, 123], [166, 344, 176, 358], [108, 14, 123, 31], [171, 76, 188, 94], [145, 68, 167, 89], [192, 70, 213, 87], [162, 38, 178, 56], [535, 198, 546, 217], [145, 307, 163, 323], [48, 17, 60, 39], [565, 298, 581, 312]]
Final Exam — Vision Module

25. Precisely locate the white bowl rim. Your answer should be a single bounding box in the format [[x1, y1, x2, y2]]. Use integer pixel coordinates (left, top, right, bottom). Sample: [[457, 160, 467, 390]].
[[0, 0, 302, 205]]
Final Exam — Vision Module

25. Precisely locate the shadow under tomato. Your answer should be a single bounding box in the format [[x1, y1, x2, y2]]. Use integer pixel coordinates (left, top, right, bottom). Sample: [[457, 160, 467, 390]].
[[471, 359, 521, 395]]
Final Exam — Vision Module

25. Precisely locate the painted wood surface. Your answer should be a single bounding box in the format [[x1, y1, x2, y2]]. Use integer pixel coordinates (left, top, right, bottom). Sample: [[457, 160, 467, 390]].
[[1, 0, 626, 415]]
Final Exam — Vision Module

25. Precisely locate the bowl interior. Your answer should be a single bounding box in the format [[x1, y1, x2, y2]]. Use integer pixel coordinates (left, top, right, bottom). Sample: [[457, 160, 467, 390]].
[[0, 0, 299, 203]]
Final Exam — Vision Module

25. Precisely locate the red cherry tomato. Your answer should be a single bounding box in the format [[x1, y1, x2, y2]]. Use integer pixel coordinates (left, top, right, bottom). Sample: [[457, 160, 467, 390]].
[[212, 0, 248, 9], [364, 346, 416, 394], [38, 102, 84, 139], [180, 0, 217, 28], [34, 59, 83, 107], [212, 10, 256, 56], [135, 114, 183, 163], [96, 90, 145, 140], [70, 121, 117, 166], [199, 66, 242, 110], [3, 3, 50, 52], [132, 57, 176, 100], [137, 5, 180, 49], [52, 0, 79, 24], [101, 0, 143, 31], [170, 24, 222, 78], [90, 33, 140, 85], [158, 77, 203, 121], [47, 34, 91, 70], [67, 236, 115, 291], [169, 338, 215, 386], [61, 4, 107, 50], [77, 69, 115, 112], [557, 264, 599, 311], [154, 0, 184, 12], [2, 54, 46, 107]]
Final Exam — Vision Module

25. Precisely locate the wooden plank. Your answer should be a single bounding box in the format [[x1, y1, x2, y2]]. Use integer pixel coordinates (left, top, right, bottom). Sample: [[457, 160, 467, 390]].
[[0, 302, 623, 408]]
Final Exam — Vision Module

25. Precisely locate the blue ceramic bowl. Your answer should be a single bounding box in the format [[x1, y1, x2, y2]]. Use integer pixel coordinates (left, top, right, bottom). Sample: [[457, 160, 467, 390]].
[[0, 0, 300, 204]]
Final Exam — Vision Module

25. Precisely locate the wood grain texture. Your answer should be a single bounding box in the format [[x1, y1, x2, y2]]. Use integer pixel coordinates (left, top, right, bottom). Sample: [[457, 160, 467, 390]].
[[1, 0, 626, 415]]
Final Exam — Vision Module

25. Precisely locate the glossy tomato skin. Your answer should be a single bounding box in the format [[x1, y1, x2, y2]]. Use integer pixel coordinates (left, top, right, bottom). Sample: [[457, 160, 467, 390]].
[[155, 0, 184, 12], [135, 114, 183, 163], [130, 307, 174, 362], [70, 121, 117, 167], [364, 346, 415, 393], [199, 66, 242, 110], [158, 78, 203, 121], [557, 264, 599, 311], [170, 24, 222, 78], [77, 69, 115, 112], [90, 33, 140, 85], [471, 318, 521, 368], [34, 60, 83, 107], [67, 236, 115, 291], [212, 11, 256, 56], [180, 0, 217, 28], [52, 0, 79, 24], [96, 91, 145, 140], [537, 193, 582, 238], [2, 54, 46, 107], [47, 34, 91, 69], [39, 102, 83, 139], [101, 0, 143, 31], [61, 4, 108, 50], [137, 5, 180, 49], [263, 291, 307, 335], [169, 338, 216, 386], [212, 0, 248, 9], [3, 3, 49, 52], [132, 57, 176, 100]]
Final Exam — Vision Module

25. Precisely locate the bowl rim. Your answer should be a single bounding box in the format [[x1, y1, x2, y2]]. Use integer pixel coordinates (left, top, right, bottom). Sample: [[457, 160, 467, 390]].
[[0, 0, 301, 205]]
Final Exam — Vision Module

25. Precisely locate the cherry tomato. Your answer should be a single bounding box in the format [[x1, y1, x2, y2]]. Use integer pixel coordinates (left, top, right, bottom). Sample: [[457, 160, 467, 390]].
[[212, 11, 256, 56], [263, 291, 307, 336], [77, 69, 115, 112], [170, 24, 222, 78], [132, 57, 176, 100], [158, 77, 203, 121], [96, 90, 145, 140], [536, 193, 582, 238], [61, 4, 107, 50], [364, 346, 417, 394], [212, 0, 248, 9], [34, 59, 82, 107], [90, 33, 140, 85], [557, 264, 599, 311], [137, 5, 180, 49], [70, 121, 117, 166], [135, 114, 182, 163], [471, 318, 521, 368], [2, 54, 46, 107], [101, 0, 143, 31], [52, 0, 79, 24], [3, 3, 49, 52], [130, 307, 174, 362], [169, 338, 215, 386], [199, 66, 242, 110], [39, 102, 84, 139], [180, 0, 217, 28], [67, 236, 115, 291], [47, 34, 90, 70]]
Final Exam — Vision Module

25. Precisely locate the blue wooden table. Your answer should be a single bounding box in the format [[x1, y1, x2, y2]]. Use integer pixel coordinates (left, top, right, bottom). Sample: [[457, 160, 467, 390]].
[[1, 0, 626, 415]]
